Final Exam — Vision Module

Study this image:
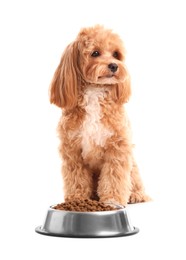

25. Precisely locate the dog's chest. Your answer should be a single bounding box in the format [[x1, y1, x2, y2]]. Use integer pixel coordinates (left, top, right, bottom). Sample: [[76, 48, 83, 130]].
[[80, 87, 113, 159]]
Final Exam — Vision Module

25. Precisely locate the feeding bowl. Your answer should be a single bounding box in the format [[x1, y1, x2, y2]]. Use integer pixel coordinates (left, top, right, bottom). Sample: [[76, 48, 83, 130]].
[[35, 206, 139, 238]]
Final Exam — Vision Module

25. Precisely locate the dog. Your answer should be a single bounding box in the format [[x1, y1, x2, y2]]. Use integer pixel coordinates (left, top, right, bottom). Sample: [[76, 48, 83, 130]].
[[50, 25, 150, 206]]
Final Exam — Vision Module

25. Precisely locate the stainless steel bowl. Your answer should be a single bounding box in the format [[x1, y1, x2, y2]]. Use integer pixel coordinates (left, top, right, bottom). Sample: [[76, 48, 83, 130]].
[[35, 206, 139, 238]]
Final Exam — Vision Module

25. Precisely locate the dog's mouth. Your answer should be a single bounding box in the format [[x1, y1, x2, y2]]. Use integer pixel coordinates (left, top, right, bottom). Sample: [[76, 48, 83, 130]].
[[98, 74, 115, 79]]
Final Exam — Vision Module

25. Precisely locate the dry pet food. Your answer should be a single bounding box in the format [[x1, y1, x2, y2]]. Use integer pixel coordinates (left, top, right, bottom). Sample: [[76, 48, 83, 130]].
[[53, 199, 116, 212]]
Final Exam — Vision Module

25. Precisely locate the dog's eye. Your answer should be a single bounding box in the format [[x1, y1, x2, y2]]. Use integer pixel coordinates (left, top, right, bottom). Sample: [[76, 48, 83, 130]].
[[113, 51, 119, 59], [91, 51, 100, 57]]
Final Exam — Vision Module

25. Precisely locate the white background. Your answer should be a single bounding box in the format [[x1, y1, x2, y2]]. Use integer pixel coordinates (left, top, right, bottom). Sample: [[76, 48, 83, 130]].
[[0, 0, 186, 259]]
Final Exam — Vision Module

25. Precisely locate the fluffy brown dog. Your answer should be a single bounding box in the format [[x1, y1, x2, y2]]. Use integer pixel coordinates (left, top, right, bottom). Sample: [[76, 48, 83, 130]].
[[50, 25, 150, 206]]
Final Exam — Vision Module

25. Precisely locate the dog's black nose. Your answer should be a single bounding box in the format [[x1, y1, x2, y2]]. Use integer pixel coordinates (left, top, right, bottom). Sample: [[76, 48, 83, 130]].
[[108, 63, 118, 72]]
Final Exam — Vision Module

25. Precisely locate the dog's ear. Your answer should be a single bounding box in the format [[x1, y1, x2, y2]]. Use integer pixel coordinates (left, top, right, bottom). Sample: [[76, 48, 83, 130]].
[[50, 41, 80, 109], [112, 70, 131, 104]]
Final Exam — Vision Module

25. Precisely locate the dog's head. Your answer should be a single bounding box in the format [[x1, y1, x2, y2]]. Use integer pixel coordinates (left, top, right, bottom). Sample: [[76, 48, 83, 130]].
[[50, 25, 131, 109]]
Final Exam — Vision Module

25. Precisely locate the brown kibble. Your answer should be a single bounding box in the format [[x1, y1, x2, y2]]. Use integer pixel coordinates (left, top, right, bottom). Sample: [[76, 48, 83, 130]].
[[53, 199, 116, 212]]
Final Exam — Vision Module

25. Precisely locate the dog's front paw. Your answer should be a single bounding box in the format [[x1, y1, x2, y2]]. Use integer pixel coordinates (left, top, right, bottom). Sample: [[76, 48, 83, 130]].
[[129, 192, 152, 204], [65, 195, 90, 202], [101, 199, 127, 209]]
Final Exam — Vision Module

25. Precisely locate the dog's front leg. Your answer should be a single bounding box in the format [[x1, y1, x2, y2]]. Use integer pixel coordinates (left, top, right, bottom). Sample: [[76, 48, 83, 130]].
[[98, 143, 132, 206], [62, 159, 93, 201], [129, 158, 151, 203]]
